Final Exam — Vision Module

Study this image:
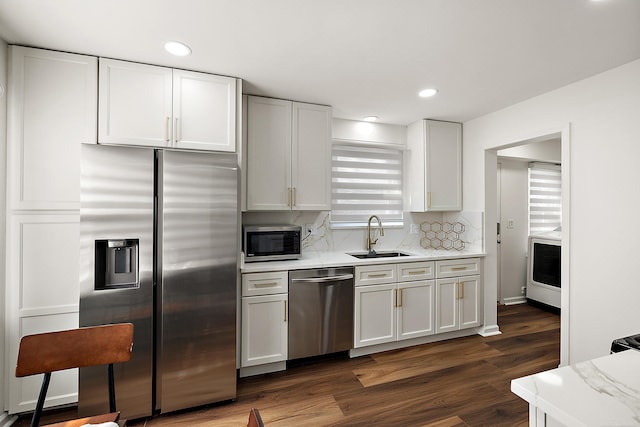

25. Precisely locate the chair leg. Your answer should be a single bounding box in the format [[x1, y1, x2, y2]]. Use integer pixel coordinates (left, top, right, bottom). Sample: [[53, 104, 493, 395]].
[[108, 363, 116, 413], [31, 372, 51, 427]]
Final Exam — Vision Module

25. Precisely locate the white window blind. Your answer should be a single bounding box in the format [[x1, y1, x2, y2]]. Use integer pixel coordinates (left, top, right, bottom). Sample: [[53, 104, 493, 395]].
[[528, 162, 561, 234], [331, 144, 404, 227]]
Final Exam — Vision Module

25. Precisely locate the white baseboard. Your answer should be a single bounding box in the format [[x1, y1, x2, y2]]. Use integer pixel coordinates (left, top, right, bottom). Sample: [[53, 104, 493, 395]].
[[349, 328, 481, 358], [503, 296, 527, 305], [239, 361, 286, 378], [0, 412, 18, 427]]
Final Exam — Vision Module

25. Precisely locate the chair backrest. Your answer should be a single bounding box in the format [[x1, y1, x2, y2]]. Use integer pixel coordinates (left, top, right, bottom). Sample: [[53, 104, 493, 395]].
[[247, 408, 265, 427], [16, 323, 134, 377], [16, 323, 133, 427]]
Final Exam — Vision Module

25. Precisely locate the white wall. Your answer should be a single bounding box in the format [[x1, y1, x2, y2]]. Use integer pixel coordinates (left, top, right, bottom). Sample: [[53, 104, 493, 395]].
[[464, 58, 640, 363], [0, 38, 7, 415], [497, 158, 529, 304], [332, 118, 406, 146], [498, 138, 561, 163]]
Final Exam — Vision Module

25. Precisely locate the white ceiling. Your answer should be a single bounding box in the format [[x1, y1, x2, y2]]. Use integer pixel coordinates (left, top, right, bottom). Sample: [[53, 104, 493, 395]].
[[1, 0, 639, 125]]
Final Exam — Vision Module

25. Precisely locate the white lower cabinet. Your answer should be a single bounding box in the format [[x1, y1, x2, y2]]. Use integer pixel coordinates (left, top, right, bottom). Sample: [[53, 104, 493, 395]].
[[397, 280, 436, 340], [354, 262, 435, 348], [239, 257, 483, 374], [435, 258, 482, 334], [355, 283, 397, 347], [240, 271, 288, 367], [241, 294, 288, 366]]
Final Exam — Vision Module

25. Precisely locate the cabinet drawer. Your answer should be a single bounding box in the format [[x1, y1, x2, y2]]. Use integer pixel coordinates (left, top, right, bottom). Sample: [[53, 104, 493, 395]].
[[355, 264, 396, 286], [398, 261, 435, 282], [242, 271, 288, 296], [436, 258, 481, 278]]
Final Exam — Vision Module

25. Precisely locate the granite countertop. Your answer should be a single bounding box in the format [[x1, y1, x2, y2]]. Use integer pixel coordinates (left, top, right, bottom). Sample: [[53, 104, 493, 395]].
[[240, 248, 486, 273], [511, 350, 640, 426]]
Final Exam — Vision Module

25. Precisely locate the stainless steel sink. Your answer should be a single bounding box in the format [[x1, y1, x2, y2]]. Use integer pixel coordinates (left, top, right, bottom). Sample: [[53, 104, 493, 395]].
[[347, 251, 410, 259]]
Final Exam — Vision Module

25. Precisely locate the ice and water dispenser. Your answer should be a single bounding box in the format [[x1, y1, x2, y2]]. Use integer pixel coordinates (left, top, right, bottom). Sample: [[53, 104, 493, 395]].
[[94, 239, 139, 289]]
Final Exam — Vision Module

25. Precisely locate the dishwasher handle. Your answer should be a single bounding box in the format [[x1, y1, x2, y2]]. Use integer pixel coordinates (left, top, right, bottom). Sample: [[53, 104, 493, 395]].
[[291, 274, 354, 283]]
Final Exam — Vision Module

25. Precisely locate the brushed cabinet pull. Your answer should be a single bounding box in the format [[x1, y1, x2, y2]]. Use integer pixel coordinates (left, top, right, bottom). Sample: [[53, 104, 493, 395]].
[[284, 300, 287, 321], [254, 281, 278, 288], [408, 270, 426, 275], [287, 188, 291, 206], [427, 192, 432, 209], [456, 282, 460, 300], [174, 117, 179, 142], [460, 281, 465, 299], [399, 288, 403, 307], [165, 117, 170, 142], [451, 266, 467, 271], [368, 273, 387, 278], [394, 289, 397, 307], [293, 187, 297, 207]]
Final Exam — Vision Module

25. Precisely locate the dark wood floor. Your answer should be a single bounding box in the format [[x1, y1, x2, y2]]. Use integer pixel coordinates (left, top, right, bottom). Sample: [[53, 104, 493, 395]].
[[17, 303, 560, 426]]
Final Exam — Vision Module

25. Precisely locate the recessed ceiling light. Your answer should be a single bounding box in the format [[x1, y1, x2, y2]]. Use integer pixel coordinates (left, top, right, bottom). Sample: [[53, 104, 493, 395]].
[[418, 88, 438, 98], [165, 41, 192, 56], [363, 116, 378, 122]]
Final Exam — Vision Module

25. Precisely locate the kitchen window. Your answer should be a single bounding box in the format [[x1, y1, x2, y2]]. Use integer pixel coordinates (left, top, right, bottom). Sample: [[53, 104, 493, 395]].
[[331, 143, 403, 228], [528, 162, 561, 234]]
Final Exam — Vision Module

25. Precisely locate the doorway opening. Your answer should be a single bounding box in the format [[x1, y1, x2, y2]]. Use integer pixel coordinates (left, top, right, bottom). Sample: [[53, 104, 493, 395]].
[[484, 126, 570, 366], [497, 137, 561, 306]]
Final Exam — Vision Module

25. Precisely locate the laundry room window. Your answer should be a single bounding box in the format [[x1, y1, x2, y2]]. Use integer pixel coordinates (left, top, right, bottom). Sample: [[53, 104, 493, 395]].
[[330, 143, 404, 228], [528, 162, 562, 234]]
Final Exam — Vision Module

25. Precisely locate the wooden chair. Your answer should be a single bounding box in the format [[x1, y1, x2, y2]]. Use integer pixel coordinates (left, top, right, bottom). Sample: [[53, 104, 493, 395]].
[[247, 408, 265, 427], [15, 323, 134, 427]]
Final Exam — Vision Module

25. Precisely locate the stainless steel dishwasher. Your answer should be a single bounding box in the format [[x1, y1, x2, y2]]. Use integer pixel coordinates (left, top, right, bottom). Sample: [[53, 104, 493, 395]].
[[288, 266, 354, 360]]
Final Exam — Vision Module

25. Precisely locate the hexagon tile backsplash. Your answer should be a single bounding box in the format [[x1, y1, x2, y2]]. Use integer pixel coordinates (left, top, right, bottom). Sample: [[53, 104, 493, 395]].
[[420, 222, 466, 251]]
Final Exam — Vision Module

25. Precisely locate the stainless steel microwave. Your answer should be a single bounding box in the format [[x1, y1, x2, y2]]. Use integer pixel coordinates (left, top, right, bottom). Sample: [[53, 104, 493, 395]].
[[243, 224, 302, 262]]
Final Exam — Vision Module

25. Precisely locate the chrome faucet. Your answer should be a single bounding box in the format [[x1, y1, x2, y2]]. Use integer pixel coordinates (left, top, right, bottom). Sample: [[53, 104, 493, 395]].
[[367, 215, 384, 253]]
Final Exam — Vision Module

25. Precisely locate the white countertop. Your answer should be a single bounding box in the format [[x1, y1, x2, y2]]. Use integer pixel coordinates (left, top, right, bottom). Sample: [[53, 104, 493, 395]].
[[511, 350, 640, 426], [240, 248, 485, 273]]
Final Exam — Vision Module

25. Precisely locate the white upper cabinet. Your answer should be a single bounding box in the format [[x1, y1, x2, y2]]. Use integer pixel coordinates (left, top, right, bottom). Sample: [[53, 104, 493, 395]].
[[246, 97, 291, 210], [99, 58, 236, 152], [8, 46, 97, 210], [246, 96, 331, 211], [407, 119, 462, 211], [172, 69, 237, 152], [99, 59, 172, 147], [291, 102, 332, 210]]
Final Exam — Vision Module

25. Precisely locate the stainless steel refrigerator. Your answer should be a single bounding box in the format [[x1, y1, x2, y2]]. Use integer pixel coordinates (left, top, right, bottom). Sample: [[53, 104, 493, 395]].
[[79, 144, 238, 419]]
